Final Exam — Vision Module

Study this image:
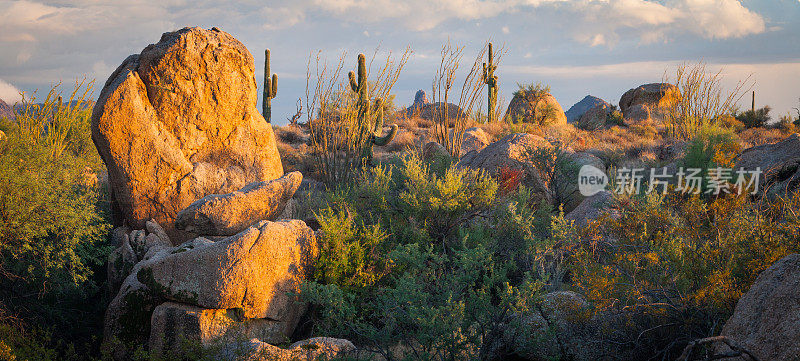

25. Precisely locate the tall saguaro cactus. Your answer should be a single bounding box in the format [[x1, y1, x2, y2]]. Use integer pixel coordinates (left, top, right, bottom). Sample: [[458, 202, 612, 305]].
[[482, 42, 498, 123], [349, 53, 397, 163], [262, 49, 277, 123]]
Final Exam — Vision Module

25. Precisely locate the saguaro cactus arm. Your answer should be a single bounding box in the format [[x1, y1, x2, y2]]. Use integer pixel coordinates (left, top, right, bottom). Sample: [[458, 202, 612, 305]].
[[372, 98, 398, 146]]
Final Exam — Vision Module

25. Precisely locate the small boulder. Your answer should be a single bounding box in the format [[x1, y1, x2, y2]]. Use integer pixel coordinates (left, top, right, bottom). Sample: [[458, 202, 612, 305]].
[[719, 254, 800, 361], [566, 190, 617, 228], [576, 102, 611, 131], [461, 127, 490, 155], [410, 102, 467, 123], [422, 141, 451, 162], [457, 133, 551, 197], [618, 83, 679, 123], [224, 337, 355, 361], [175, 171, 302, 236], [149, 302, 291, 355]]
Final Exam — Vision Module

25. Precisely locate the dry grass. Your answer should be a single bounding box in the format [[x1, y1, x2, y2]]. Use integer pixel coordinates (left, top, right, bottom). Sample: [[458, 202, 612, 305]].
[[381, 128, 416, 153], [273, 125, 308, 144]]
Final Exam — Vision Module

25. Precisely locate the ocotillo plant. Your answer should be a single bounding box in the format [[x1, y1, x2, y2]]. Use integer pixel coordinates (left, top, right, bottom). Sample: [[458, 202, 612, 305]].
[[349, 53, 397, 164], [262, 49, 277, 123], [482, 42, 498, 123]]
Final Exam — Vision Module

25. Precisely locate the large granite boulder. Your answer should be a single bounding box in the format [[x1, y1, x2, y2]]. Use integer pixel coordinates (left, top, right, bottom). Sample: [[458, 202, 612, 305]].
[[565, 95, 607, 123], [91, 27, 283, 242], [175, 171, 302, 236], [618, 83, 679, 123], [104, 220, 316, 358], [504, 91, 567, 125], [734, 133, 800, 197], [719, 254, 800, 360], [457, 133, 551, 197], [137, 219, 317, 319]]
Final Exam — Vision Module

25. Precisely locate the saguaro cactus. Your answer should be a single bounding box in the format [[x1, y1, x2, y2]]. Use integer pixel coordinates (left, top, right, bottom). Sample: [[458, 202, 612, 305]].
[[349, 53, 397, 163], [262, 49, 277, 123], [482, 42, 498, 123]]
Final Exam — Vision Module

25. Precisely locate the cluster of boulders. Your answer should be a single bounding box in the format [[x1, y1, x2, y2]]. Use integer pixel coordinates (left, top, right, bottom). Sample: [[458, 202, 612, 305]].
[[564, 83, 679, 131], [94, 27, 351, 360]]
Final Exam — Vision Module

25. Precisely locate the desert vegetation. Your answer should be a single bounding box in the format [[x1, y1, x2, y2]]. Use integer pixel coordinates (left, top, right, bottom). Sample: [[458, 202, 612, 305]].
[[2, 27, 800, 361]]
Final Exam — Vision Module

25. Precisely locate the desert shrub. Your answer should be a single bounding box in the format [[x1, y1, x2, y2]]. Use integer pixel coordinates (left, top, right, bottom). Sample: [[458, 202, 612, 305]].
[[606, 109, 625, 127], [683, 124, 742, 167], [507, 82, 559, 126], [306, 49, 410, 186], [735, 105, 771, 128], [0, 83, 111, 358], [775, 115, 798, 133], [715, 114, 745, 132], [523, 144, 579, 209], [569, 191, 800, 359], [299, 153, 572, 360]]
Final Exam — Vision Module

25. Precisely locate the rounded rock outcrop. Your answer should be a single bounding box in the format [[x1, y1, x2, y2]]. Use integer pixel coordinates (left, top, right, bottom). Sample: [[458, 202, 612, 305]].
[[91, 27, 283, 242]]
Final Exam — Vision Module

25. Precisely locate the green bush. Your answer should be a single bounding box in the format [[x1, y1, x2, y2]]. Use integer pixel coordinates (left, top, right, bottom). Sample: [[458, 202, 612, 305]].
[[0, 83, 111, 358], [683, 124, 742, 171], [299, 154, 575, 359], [735, 105, 771, 128]]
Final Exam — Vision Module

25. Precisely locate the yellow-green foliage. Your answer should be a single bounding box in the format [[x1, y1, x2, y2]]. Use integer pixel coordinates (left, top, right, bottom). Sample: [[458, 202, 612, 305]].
[[0, 82, 111, 359], [569, 191, 800, 354], [683, 124, 742, 171], [398, 154, 498, 244]]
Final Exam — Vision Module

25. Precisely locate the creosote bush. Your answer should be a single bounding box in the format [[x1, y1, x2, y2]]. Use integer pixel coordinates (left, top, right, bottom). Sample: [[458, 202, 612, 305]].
[[569, 191, 800, 359], [299, 154, 571, 360], [0, 82, 112, 359]]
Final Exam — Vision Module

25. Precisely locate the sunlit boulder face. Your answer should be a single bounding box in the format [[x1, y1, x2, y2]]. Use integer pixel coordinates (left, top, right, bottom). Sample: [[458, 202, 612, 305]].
[[618, 83, 679, 123], [91, 27, 283, 242]]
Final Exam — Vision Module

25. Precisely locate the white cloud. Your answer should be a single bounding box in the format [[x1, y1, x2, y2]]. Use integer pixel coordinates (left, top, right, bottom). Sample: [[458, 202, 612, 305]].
[[502, 26, 510, 34], [0, 78, 23, 104], [567, 0, 765, 46]]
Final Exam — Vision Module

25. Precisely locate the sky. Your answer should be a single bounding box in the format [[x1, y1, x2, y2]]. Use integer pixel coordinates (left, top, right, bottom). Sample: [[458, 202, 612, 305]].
[[0, 0, 799, 125]]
